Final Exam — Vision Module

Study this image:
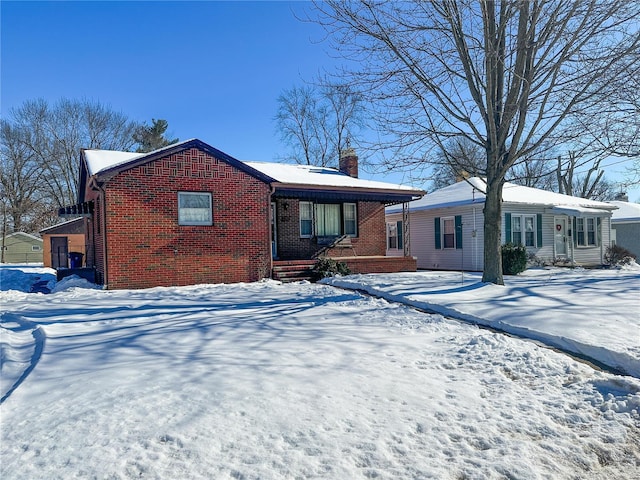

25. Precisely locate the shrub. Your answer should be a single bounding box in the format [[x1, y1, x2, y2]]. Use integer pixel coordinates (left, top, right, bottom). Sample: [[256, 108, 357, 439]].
[[312, 257, 351, 281], [605, 244, 637, 266], [501, 243, 527, 275]]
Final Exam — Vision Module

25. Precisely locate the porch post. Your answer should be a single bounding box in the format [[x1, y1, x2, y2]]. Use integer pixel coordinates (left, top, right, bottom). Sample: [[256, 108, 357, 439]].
[[403, 202, 410, 257]]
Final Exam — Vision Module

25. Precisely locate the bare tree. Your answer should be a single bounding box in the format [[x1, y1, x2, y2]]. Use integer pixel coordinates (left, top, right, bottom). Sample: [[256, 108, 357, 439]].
[[0, 120, 46, 234], [556, 152, 617, 201], [275, 82, 364, 167], [314, 0, 640, 284], [3, 98, 140, 211], [1, 98, 140, 234]]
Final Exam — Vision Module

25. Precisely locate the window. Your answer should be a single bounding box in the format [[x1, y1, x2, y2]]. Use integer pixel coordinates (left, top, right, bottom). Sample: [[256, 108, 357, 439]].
[[387, 221, 403, 250], [300, 201, 313, 237], [315, 204, 341, 236], [443, 218, 455, 248], [435, 216, 462, 250], [576, 217, 598, 247], [299, 201, 358, 238], [178, 192, 212, 226], [512, 216, 522, 245], [506, 214, 539, 247], [344, 203, 357, 236], [524, 216, 535, 247], [32, 245, 41, 251]]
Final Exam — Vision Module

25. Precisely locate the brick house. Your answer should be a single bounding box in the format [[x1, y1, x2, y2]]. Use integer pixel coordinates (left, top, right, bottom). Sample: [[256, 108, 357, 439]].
[[59, 139, 423, 289]]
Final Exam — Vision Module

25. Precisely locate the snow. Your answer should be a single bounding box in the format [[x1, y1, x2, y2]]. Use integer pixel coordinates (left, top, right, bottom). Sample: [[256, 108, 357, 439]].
[[610, 201, 640, 222], [2, 264, 639, 479], [387, 177, 617, 214], [244, 161, 422, 192], [83, 141, 422, 194], [84, 149, 144, 176]]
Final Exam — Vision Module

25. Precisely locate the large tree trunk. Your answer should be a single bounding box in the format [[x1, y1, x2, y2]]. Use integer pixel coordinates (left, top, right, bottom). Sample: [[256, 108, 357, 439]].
[[482, 181, 504, 285]]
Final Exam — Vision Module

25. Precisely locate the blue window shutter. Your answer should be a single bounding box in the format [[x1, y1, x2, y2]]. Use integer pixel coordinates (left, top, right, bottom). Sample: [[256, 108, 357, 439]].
[[573, 217, 577, 246], [434, 217, 441, 250], [536, 214, 543, 247], [505, 213, 512, 244], [455, 215, 463, 249], [397, 220, 403, 250]]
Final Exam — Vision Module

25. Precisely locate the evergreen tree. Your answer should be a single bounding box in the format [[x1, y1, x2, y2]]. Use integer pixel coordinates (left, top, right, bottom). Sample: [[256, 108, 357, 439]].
[[133, 119, 179, 153]]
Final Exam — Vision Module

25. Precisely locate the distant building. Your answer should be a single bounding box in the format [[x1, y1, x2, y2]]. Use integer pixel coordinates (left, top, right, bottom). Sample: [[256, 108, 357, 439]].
[[609, 200, 640, 259], [2, 232, 43, 264], [386, 177, 617, 271], [40, 218, 88, 269]]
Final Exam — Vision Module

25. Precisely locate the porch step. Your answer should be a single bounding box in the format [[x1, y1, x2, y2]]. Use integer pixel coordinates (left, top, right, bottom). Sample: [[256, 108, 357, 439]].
[[272, 260, 317, 283]]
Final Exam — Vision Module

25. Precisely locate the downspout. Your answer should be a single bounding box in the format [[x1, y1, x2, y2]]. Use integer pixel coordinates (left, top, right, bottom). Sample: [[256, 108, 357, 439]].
[[570, 216, 575, 266], [269, 184, 276, 279], [473, 207, 477, 271], [99, 185, 108, 288]]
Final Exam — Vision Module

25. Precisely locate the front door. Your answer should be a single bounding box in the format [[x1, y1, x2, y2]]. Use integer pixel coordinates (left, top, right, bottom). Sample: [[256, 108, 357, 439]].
[[51, 236, 68, 268], [554, 217, 567, 256]]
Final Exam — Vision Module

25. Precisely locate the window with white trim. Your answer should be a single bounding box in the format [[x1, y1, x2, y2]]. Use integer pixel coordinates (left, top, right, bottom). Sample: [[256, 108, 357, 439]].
[[178, 192, 212, 226], [299, 201, 358, 238], [32, 245, 41, 251], [576, 217, 598, 247], [387, 221, 403, 250], [443, 217, 455, 249], [299, 201, 313, 238], [510, 214, 536, 247], [343, 203, 357, 236]]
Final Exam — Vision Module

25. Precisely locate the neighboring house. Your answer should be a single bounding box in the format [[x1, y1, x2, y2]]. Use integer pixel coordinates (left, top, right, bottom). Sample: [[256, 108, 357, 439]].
[[609, 200, 640, 259], [1, 232, 43, 264], [40, 218, 88, 269], [386, 177, 616, 271], [59, 139, 423, 289]]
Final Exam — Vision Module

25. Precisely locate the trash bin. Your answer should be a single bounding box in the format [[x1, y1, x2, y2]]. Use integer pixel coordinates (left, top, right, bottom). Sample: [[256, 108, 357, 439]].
[[68, 252, 84, 269]]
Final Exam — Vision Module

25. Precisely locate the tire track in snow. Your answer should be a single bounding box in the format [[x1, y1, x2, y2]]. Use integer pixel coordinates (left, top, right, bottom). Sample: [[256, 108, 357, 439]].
[[1, 313, 46, 404]]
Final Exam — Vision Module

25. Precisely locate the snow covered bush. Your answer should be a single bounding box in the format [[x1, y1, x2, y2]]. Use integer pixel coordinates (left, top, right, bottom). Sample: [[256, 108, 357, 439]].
[[501, 243, 527, 275], [605, 244, 637, 266], [312, 257, 351, 280]]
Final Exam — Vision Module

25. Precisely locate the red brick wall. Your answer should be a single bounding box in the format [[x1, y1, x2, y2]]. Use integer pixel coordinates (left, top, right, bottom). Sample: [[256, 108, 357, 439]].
[[99, 148, 271, 289], [274, 199, 388, 259], [337, 255, 417, 274]]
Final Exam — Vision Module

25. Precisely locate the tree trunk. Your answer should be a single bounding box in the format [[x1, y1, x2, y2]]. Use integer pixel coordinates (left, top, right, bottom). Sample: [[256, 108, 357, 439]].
[[482, 181, 504, 285]]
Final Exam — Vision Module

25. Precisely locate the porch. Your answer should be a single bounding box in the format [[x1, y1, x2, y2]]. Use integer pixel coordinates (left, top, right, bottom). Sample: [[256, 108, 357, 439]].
[[272, 255, 417, 283]]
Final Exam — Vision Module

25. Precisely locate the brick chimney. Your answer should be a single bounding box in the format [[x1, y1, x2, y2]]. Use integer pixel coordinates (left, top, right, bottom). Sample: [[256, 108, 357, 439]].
[[614, 191, 629, 202], [339, 148, 358, 178]]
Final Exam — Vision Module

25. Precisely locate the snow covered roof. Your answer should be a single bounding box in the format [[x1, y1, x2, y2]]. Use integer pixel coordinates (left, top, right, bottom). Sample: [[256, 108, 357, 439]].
[[80, 139, 423, 199], [84, 149, 143, 177], [387, 177, 616, 215], [608, 201, 640, 223], [243, 161, 421, 193]]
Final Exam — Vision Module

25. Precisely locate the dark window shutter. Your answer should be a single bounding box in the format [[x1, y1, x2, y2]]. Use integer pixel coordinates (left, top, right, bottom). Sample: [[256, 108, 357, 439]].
[[397, 220, 403, 250], [536, 214, 543, 247], [597, 217, 602, 246], [573, 217, 577, 246], [505, 213, 512, 244], [434, 217, 441, 250], [455, 215, 463, 249]]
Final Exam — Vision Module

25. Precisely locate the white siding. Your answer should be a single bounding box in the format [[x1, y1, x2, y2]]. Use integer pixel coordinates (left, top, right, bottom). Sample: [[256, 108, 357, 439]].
[[387, 204, 612, 271]]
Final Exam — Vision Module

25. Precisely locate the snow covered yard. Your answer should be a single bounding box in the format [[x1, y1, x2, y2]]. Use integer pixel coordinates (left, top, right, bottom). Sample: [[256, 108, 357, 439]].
[[1, 265, 639, 479]]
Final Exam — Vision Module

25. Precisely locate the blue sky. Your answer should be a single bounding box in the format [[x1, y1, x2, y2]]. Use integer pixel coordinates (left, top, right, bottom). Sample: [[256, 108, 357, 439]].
[[1, 1, 638, 199], [1, 1, 334, 162]]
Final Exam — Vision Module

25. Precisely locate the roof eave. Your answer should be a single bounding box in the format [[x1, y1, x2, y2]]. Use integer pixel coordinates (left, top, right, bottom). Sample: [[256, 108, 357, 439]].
[[271, 182, 424, 203]]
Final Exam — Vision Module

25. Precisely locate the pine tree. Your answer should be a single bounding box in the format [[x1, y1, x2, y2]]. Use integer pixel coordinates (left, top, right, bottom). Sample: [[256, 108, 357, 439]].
[[133, 119, 178, 153]]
